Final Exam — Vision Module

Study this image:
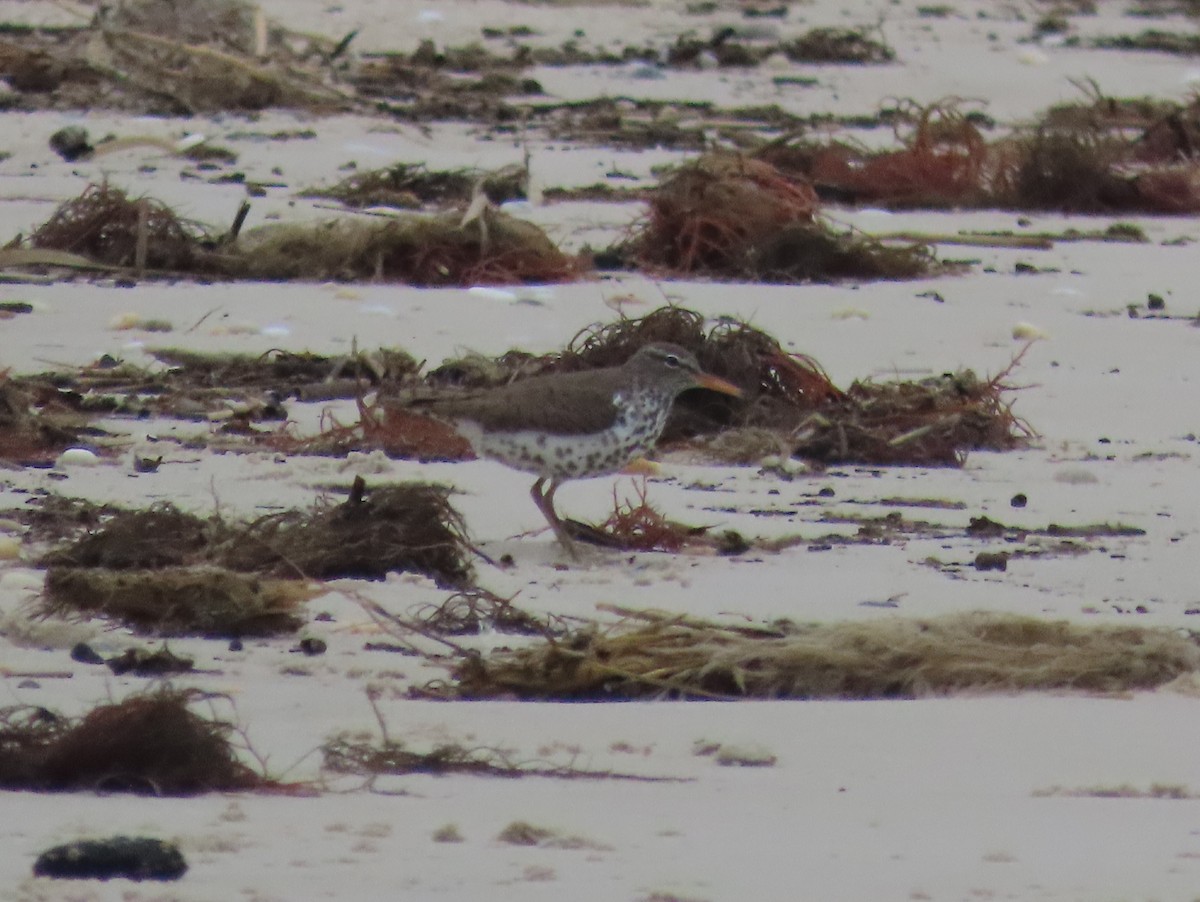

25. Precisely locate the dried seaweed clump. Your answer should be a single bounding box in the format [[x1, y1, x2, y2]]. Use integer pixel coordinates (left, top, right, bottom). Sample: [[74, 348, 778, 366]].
[[323, 736, 670, 782], [1093, 30, 1200, 55], [34, 498, 311, 637], [41, 506, 211, 570], [623, 153, 935, 282], [143, 346, 421, 407], [0, 375, 83, 462], [757, 95, 1200, 213], [309, 162, 527, 210], [151, 347, 420, 390], [781, 27, 895, 64], [0, 689, 269, 794], [35, 483, 472, 635], [583, 485, 694, 552], [443, 609, 1200, 700], [410, 589, 558, 636], [323, 738, 535, 779], [218, 477, 472, 587], [17, 183, 578, 285], [224, 209, 578, 285], [40, 566, 314, 637], [990, 126, 1200, 214], [990, 127, 1140, 211], [791, 366, 1031, 466], [29, 183, 212, 272], [15, 347, 418, 426], [305, 402, 477, 461], [760, 102, 989, 208]]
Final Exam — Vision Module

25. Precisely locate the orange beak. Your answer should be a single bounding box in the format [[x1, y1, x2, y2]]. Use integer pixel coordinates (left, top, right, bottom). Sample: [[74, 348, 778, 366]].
[[693, 372, 744, 398]]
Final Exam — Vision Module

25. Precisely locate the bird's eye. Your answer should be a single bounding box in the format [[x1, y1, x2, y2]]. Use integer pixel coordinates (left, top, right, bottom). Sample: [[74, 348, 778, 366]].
[[664, 354, 680, 368]]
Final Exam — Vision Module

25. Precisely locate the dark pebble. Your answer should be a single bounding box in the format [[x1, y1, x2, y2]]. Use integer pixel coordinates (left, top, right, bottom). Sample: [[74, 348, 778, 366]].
[[1010, 493, 1027, 508], [717, 530, 750, 555], [974, 551, 1009, 572], [298, 637, 327, 656], [33, 836, 187, 881], [48, 126, 93, 162], [69, 643, 105, 665]]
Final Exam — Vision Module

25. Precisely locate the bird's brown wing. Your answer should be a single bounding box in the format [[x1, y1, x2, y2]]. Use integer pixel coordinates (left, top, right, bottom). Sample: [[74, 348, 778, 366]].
[[417, 369, 621, 436]]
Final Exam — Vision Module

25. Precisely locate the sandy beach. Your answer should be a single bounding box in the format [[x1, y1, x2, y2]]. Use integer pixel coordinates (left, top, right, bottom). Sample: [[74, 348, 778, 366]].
[[2, 0, 1200, 899]]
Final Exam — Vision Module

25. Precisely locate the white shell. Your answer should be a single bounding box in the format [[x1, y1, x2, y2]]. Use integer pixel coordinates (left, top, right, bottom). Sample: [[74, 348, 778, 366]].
[[55, 447, 100, 468], [1012, 321, 1049, 340]]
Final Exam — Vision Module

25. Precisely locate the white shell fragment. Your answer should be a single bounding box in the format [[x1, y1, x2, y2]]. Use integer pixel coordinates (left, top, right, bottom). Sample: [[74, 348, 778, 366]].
[[1012, 321, 1049, 340], [55, 448, 100, 468]]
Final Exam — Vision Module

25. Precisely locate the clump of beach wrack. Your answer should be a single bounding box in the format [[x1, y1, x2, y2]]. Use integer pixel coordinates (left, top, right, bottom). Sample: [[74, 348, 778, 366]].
[[0, 688, 278, 795], [12, 182, 578, 285], [423, 606, 1200, 700], [755, 91, 1200, 213], [12, 153, 937, 285], [32, 477, 471, 636], [0, 372, 91, 464]]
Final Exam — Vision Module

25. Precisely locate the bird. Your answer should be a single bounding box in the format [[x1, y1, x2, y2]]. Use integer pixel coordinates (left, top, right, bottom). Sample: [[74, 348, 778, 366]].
[[410, 342, 743, 556]]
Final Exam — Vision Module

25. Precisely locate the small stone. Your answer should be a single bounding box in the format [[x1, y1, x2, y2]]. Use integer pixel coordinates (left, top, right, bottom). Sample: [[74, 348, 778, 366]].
[[1010, 493, 1027, 508], [974, 551, 1009, 572], [49, 126, 93, 162], [33, 836, 187, 881], [298, 637, 327, 656], [69, 642, 105, 665]]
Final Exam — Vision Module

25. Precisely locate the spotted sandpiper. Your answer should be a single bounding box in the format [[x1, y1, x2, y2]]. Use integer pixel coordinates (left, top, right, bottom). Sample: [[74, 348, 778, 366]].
[[414, 342, 743, 556]]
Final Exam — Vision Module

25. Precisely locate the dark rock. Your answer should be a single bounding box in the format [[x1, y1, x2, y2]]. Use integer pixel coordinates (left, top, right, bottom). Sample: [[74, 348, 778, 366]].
[[974, 551, 1009, 572], [298, 637, 327, 656], [33, 836, 187, 881], [69, 643, 105, 665], [49, 126, 93, 162]]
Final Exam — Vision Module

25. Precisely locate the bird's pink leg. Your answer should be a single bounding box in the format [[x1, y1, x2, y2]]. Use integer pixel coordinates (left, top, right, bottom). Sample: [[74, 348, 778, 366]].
[[531, 477, 579, 558]]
